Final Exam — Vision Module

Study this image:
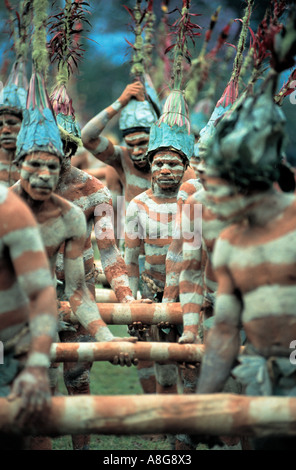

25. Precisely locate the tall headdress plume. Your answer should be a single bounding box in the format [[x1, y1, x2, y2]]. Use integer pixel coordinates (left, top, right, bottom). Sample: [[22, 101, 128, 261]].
[[196, 0, 255, 159], [205, 4, 296, 192], [119, 0, 159, 135], [147, 0, 201, 163], [48, 0, 91, 155], [15, 0, 64, 163]]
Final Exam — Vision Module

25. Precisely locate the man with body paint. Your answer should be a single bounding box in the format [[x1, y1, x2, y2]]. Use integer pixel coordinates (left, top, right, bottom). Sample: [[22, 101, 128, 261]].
[[196, 72, 296, 450], [81, 81, 195, 396], [50, 88, 147, 450], [125, 90, 195, 446], [11, 73, 137, 449], [0, 185, 58, 450], [81, 80, 160, 396], [0, 62, 28, 186]]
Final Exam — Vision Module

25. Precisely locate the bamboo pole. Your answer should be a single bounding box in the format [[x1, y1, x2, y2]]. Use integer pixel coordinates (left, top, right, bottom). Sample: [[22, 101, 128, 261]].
[[50, 341, 208, 363], [59, 301, 183, 325], [1, 394, 296, 437]]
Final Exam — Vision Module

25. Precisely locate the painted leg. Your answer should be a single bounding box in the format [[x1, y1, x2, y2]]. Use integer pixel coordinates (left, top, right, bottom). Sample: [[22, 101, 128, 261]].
[[60, 325, 94, 451]]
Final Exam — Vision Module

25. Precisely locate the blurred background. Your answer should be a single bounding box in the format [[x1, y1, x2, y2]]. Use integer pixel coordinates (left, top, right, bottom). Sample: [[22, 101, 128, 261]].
[[0, 0, 295, 163]]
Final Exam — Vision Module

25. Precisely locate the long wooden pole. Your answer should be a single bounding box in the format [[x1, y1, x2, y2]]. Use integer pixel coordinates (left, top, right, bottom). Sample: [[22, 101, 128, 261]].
[[50, 341, 207, 363], [59, 301, 183, 325], [1, 394, 296, 437]]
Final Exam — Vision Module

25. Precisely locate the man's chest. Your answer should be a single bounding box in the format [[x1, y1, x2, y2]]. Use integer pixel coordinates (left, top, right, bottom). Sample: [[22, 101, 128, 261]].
[[137, 200, 178, 240]]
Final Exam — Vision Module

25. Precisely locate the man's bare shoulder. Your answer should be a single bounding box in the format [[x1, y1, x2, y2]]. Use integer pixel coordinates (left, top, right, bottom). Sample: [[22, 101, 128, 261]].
[[53, 193, 87, 238], [1, 186, 37, 234]]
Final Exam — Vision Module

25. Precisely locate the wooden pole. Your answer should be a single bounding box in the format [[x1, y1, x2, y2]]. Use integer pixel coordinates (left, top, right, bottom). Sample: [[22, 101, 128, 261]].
[[59, 301, 183, 325], [95, 288, 142, 303], [50, 341, 207, 363], [95, 288, 118, 303], [1, 394, 296, 437]]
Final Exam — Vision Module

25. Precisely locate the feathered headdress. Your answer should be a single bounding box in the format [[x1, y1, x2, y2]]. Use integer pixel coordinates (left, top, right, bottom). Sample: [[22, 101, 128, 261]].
[[147, 0, 201, 163], [15, 0, 64, 163], [119, 0, 159, 134]]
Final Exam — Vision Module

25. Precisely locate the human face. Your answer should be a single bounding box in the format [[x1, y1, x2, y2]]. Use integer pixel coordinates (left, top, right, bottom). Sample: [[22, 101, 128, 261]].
[[0, 113, 22, 150], [151, 150, 185, 191], [124, 131, 150, 169], [20, 152, 61, 201]]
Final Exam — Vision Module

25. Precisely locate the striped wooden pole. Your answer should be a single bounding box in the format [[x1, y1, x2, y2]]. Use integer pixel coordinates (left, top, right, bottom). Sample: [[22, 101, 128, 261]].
[[59, 301, 183, 325], [95, 288, 118, 303], [1, 394, 296, 437], [95, 289, 142, 303], [50, 341, 207, 363]]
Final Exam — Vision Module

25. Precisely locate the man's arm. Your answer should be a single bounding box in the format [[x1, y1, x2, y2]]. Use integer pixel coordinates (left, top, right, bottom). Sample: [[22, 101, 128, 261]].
[[94, 187, 134, 303], [163, 180, 202, 304], [124, 200, 142, 298], [197, 237, 242, 393], [63, 206, 115, 341], [178, 194, 204, 344], [5, 193, 57, 419], [81, 81, 145, 168]]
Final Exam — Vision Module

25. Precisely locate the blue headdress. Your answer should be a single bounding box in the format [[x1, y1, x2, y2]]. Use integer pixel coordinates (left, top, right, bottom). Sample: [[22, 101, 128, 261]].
[[0, 61, 28, 117], [15, 72, 64, 163]]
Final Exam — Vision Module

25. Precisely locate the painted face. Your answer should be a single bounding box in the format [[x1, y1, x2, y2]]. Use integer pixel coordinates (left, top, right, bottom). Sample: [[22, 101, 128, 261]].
[[204, 169, 264, 222], [0, 113, 22, 150], [151, 150, 185, 191], [20, 152, 61, 201], [124, 131, 150, 168]]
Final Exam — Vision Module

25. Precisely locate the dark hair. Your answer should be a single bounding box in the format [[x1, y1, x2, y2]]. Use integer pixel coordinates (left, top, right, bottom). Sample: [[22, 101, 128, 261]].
[[122, 127, 150, 137]]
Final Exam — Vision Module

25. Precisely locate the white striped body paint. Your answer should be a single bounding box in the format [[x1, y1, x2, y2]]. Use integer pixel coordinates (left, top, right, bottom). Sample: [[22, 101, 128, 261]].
[[0, 184, 57, 363], [55, 164, 133, 302], [178, 186, 230, 342], [125, 151, 186, 298], [163, 178, 203, 304], [20, 153, 61, 201], [212, 189, 296, 356], [12, 154, 116, 342]]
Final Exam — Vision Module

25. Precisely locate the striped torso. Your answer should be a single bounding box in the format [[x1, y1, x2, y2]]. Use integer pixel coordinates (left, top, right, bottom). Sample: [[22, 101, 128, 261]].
[[0, 186, 53, 345], [213, 192, 296, 353], [125, 188, 179, 297], [163, 178, 203, 303], [179, 187, 230, 331]]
